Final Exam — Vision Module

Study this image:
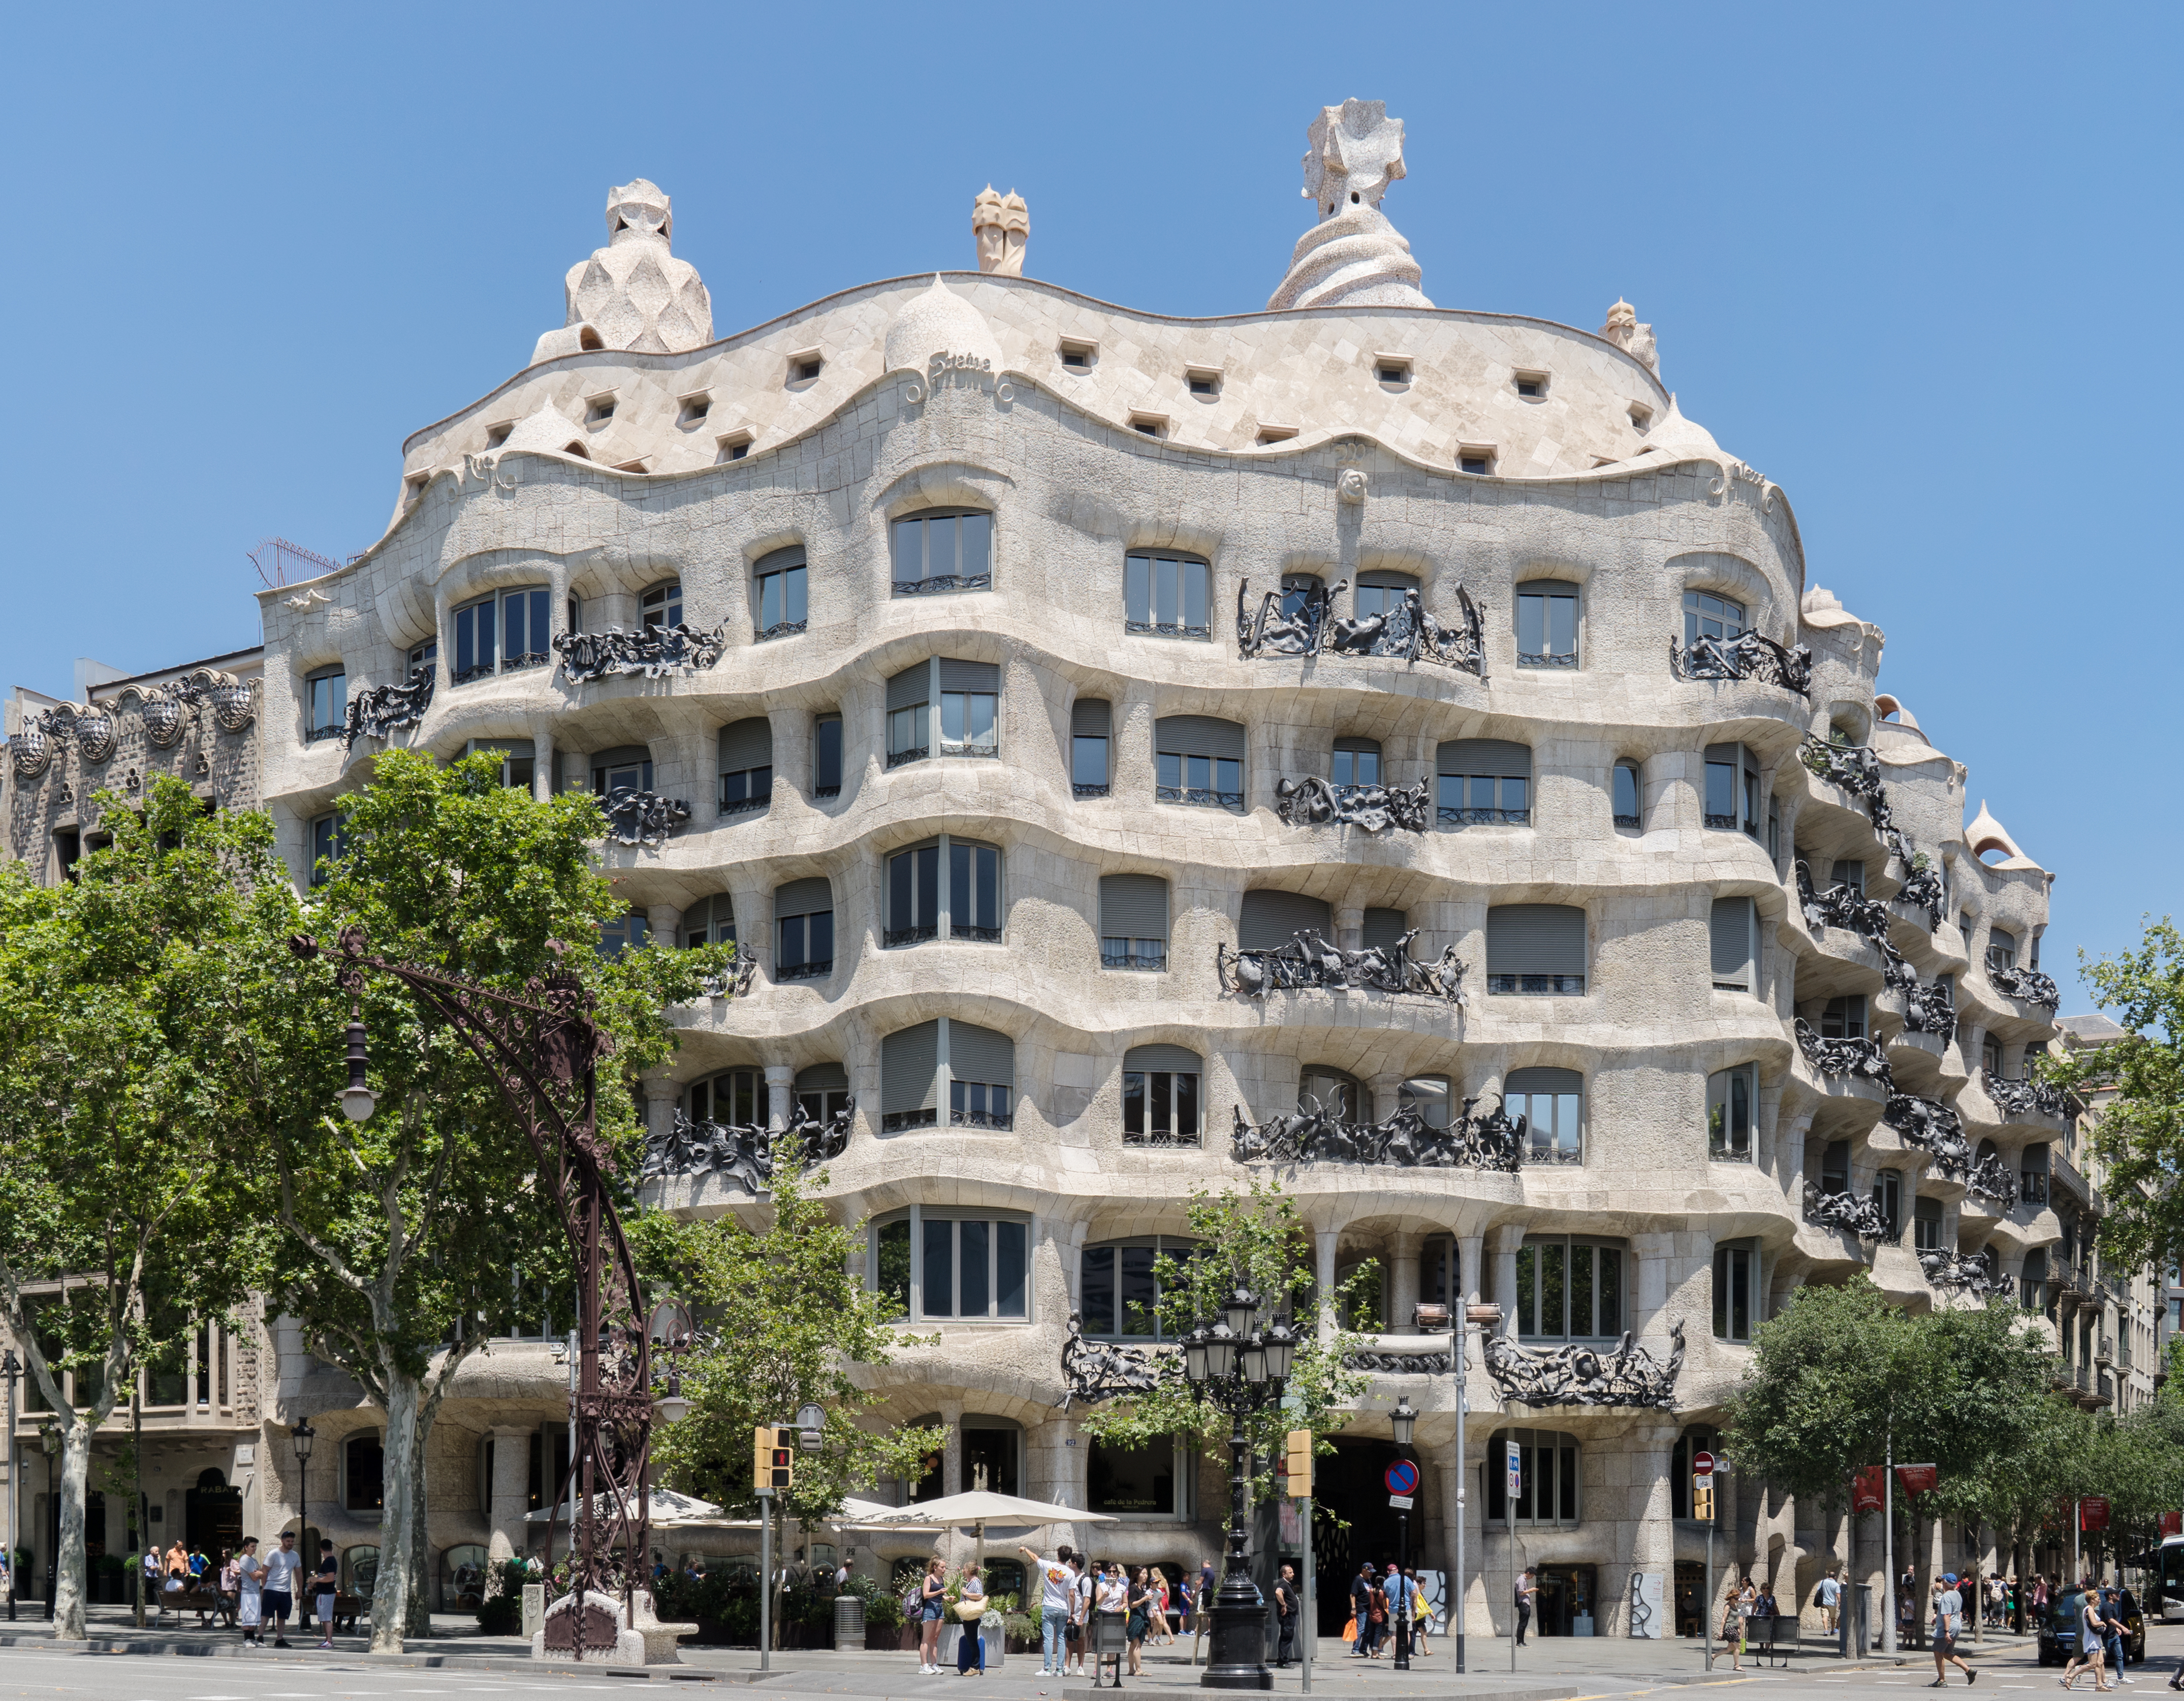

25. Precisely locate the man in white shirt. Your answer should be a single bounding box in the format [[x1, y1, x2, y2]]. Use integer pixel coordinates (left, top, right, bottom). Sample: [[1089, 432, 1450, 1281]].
[[259, 1532, 303, 1649], [1018, 1542, 1078, 1676]]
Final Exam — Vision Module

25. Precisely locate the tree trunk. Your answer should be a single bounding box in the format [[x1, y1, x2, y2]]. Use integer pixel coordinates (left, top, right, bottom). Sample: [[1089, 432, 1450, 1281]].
[[406, 1412, 432, 1639], [53, 1422, 92, 1640], [368, 1369, 423, 1653]]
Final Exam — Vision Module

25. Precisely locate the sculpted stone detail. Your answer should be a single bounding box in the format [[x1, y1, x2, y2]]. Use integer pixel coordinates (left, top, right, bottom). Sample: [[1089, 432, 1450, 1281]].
[[1239, 578, 1484, 674], [1337, 467, 1368, 505], [1599, 299, 1659, 375], [1269, 100, 1432, 310], [553, 624, 727, 684], [1218, 930, 1466, 1003], [1343, 1346, 1452, 1374], [1482, 1320, 1685, 1410], [11, 669, 257, 778], [1802, 1184, 1894, 1241], [598, 791, 693, 849], [536, 179, 712, 362], [1920, 1249, 2006, 1297], [1902, 980, 1959, 1045], [644, 1098, 853, 1191], [1793, 1018, 1893, 1087], [972, 185, 1029, 276], [1983, 1068, 2069, 1120], [343, 668, 434, 747], [1796, 861, 1915, 991], [1963, 1153, 2019, 1210], [1231, 1092, 1519, 1171], [1670, 629, 1813, 696], [1273, 775, 1430, 834], [1990, 965, 2062, 1011], [1883, 1092, 1971, 1178], [1060, 1311, 1166, 1407], [1239, 575, 1345, 657]]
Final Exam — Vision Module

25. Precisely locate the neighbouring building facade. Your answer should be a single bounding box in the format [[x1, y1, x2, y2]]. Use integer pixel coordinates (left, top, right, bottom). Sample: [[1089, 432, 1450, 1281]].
[[1, 102, 2140, 1634]]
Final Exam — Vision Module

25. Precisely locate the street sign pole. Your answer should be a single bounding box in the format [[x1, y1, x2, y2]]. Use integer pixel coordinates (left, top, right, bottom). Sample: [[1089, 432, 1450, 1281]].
[[1300, 1490, 1312, 1695], [1694, 1454, 1715, 1671], [757, 1484, 773, 1673], [1506, 1439, 1522, 1673]]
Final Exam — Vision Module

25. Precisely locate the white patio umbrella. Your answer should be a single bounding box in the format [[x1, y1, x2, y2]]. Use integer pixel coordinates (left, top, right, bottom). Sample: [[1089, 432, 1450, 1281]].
[[524, 1486, 724, 1525], [883, 1491, 1116, 1574]]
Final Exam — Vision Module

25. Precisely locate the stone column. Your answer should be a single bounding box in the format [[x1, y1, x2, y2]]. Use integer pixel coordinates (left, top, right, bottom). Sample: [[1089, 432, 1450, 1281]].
[[766, 1063, 795, 1132], [1334, 904, 1363, 953], [940, 1401, 966, 1497], [643, 1077, 679, 1149], [1315, 1230, 1339, 1342], [488, 1424, 532, 1564], [1486, 1224, 1526, 1332], [646, 902, 685, 949], [1631, 1232, 1679, 1337], [1619, 1420, 1679, 1639], [531, 727, 556, 803], [1389, 1231, 1420, 1334]]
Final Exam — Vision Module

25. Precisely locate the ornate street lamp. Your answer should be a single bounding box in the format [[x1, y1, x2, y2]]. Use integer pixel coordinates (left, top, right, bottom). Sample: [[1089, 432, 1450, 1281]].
[[39, 1420, 58, 1621], [291, 1420, 315, 1630], [649, 1303, 695, 1427], [2, 1348, 19, 1622], [1180, 1286, 1291, 1691], [1390, 1395, 1417, 1670]]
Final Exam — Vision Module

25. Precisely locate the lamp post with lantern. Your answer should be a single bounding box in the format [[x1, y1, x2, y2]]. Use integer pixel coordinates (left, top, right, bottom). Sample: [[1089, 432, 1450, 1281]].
[[1180, 1286, 1298, 1691], [2, 1348, 19, 1621], [1389, 1395, 1417, 1671], [39, 1419, 59, 1621], [290, 1420, 315, 1627]]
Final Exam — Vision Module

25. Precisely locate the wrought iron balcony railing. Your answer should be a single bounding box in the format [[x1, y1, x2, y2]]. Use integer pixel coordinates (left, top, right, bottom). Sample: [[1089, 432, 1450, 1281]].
[[342, 668, 434, 747], [754, 619, 808, 643], [554, 623, 727, 683], [1799, 736, 1886, 801], [1794, 1018, 1892, 1086], [499, 650, 549, 675], [1903, 980, 1958, 1044], [1487, 972, 1584, 995], [881, 1109, 939, 1132], [952, 1109, 1014, 1131], [883, 924, 939, 949], [1156, 783, 1244, 810], [1219, 931, 1466, 1002], [1235, 576, 1486, 674], [596, 790, 692, 849], [1990, 964, 2063, 1011], [1439, 805, 1531, 827], [1072, 782, 1111, 799], [1516, 648, 1578, 669], [1882, 1092, 1971, 1177], [1124, 619, 1212, 640], [1231, 1094, 1523, 1171], [1277, 776, 1431, 833], [884, 745, 929, 768], [2018, 1170, 2050, 1206], [1963, 1153, 2018, 1209], [1803, 1184, 1893, 1240], [1796, 861, 1916, 991], [893, 573, 993, 596], [1982, 1068, 2070, 1120], [1669, 629, 1814, 695], [938, 739, 1000, 760], [1100, 945, 1168, 971], [774, 958, 832, 982]]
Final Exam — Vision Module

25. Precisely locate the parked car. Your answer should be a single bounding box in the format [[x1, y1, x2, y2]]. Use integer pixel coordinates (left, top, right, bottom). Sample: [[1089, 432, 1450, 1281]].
[[2037, 1588, 2145, 1666]]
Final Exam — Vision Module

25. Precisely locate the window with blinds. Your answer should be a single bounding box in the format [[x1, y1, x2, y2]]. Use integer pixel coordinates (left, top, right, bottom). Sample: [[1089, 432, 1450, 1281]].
[[1072, 698, 1113, 797], [891, 509, 993, 595], [590, 745, 653, 799], [1707, 1065, 1757, 1161], [1437, 739, 1531, 826], [885, 664, 930, 767], [1333, 735, 1381, 789], [879, 1017, 1014, 1133], [775, 877, 834, 981], [680, 893, 735, 950], [938, 658, 1000, 759], [752, 545, 808, 641], [1122, 1043, 1200, 1145], [795, 1061, 849, 1126], [1239, 889, 1333, 952], [1362, 907, 1408, 950], [947, 1020, 1015, 1129], [1710, 896, 1756, 991], [1515, 580, 1579, 668], [1154, 715, 1245, 811], [1124, 551, 1211, 639], [718, 717, 774, 815], [1487, 904, 1586, 994], [812, 711, 843, 797], [1507, 1067, 1584, 1162], [886, 835, 1002, 947], [1703, 741, 1762, 835], [880, 1022, 941, 1131], [1099, 874, 1168, 970]]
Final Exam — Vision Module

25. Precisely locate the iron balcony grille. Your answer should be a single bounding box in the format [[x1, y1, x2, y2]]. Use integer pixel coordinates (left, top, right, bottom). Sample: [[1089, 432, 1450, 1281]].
[[939, 739, 1000, 759], [953, 925, 1002, 944], [812, 785, 841, 799], [451, 662, 497, 685], [1526, 1139, 1586, 1165], [884, 924, 939, 948], [1124, 620, 1213, 640], [1613, 813, 1640, 828], [1517, 649, 1579, 668], [304, 724, 345, 744], [1156, 784, 1245, 810], [775, 959, 832, 982], [719, 793, 770, 816], [1438, 806, 1531, 827], [951, 1109, 1014, 1131], [754, 619, 808, 643], [1073, 782, 1111, 799], [885, 746, 929, 769], [1101, 946, 1168, 971], [1488, 973, 1585, 995], [500, 651, 550, 674], [1709, 1133, 1755, 1162], [1703, 812, 1738, 829], [892, 574, 993, 596], [881, 1109, 938, 1132], [1123, 1126, 1203, 1147]]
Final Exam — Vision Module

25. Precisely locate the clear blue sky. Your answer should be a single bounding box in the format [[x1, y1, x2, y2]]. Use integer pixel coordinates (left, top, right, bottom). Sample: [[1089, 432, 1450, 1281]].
[[3, 3, 2176, 988]]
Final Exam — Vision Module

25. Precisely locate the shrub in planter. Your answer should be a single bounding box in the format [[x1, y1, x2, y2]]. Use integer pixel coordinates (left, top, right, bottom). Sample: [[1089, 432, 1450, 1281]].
[[477, 1595, 522, 1635]]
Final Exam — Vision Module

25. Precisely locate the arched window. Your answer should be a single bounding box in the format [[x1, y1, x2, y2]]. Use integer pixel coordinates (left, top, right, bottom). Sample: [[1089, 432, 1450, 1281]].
[[640, 580, 683, 632], [963, 1417, 1023, 1497], [1703, 742, 1762, 836], [343, 1432, 385, 1512], [589, 744, 653, 799], [1612, 760, 1642, 829], [1400, 1076, 1450, 1130], [1514, 1237, 1622, 1338], [1155, 715, 1245, 811], [752, 547, 807, 641], [1333, 735, 1381, 790], [1122, 1044, 1200, 1146], [718, 718, 773, 815], [879, 1017, 1013, 1132], [887, 835, 1002, 946], [1354, 570, 1418, 628], [1986, 929, 2018, 974], [1081, 1235, 1198, 1338], [795, 1062, 849, 1125], [1507, 1067, 1583, 1163], [681, 894, 735, 950], [891, 509, 993, 595], [870, 1209, 1029, 1321], [1240, 889, 1332, 952], [775, 878, 834, 980], [1706, 1064, 1758, 1160], [1515, 580, 1579, 668], [1483, 1426, 1580, 1525], [1124, 550, 1211, 639], [1301, 1065, 1363, 1123], [1437, 739, 1531, 827], [1683, 590, 1744, 648], [451, 585, 551, 684], [1363, 907, 1407, 949], [689, 1068, 764, 1127], [597, 907, 649, 959]]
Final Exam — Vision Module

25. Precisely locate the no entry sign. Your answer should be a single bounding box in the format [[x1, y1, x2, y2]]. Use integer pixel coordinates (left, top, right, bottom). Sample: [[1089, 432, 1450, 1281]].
[[1692, 1451, 1716, 1476], [1384, 1459, 1420, 1497]]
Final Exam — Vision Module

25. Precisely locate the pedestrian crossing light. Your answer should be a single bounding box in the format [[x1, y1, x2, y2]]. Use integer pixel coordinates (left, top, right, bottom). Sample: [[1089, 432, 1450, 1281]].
[[753, 1425, 795, 1492], [1285, 1428, 1313, 1494], [1692, 1478, 1715, 1522]]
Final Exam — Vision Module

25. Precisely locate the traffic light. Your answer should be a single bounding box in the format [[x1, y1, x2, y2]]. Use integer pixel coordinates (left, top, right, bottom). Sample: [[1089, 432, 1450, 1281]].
[[1285, 1429, 1314, 1495], [1692, 1478, 1715, 1522], [753, 1425, 795, 1492]]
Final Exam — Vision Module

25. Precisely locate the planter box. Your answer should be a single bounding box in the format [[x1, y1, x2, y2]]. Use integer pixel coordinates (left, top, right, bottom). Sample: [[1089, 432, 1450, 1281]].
[[866, 1625, 907, 1651]]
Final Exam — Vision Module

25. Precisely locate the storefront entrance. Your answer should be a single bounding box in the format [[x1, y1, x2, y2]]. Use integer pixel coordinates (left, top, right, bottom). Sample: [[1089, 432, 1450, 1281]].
[[1309, 1439, 1405, 1636], [1535, 1564, 1599, 1635], [186, 1468, 242, 1561], [1674, 1560, 1705, 1637]]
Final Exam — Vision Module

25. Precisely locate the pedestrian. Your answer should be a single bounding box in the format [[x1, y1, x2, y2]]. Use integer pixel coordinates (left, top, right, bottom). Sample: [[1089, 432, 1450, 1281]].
[[1515, 1565, 1537, 1647], [1017, 1541, 1076, 1677], [310, 1540, 339, 1649], [260, 1531, 301, 1649], [1125, 1566, 1153, 1677], [1097, 1562, 1129, 1667], [1721, 1579, 1749, 1673], [1155, 1566, 1175, 1645], [916, 1557, 946, 1674], [1819, 1565, 1842, 1635], [954, 1561, 986, 1676], [235, 1537, 264, 1648], [1194, 1561, 1216, 1664], [1066, 1555, 1091, 1677], [2099, 1587, 2130, 1686], [1365, 1570, 1388, 1659], [1927, 1573, 1976, 1687], [2061, 1587, 2110, 1692], [1273, 1564, 1297, 1667], [1351, 1562, 1376, 1656]]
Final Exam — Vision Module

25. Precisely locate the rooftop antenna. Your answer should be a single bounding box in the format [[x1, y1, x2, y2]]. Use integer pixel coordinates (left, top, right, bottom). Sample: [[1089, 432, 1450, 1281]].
[[249, 537, 342, 589]]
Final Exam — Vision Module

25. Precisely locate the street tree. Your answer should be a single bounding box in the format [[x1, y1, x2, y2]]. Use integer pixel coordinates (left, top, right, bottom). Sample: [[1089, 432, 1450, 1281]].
[[0, 778, 281, 1636], [642, 1137, 946, 1642], [229, 749, 726, 1650], [1076, 1182, 1372, 1508]]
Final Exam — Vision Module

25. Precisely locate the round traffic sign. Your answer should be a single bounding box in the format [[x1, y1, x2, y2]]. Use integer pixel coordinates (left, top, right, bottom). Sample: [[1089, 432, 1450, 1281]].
[[1692, 1451, 1716, 1476], [1384, 1459, 1420, 1496]]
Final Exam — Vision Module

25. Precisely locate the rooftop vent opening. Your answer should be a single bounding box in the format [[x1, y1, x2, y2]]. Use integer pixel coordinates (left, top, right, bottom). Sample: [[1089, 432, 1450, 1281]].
[[1255, 423, 1299, 445], [787, 348, 824, 385], [1059, 339, 1096, 371], [614, 459, 650, 475], [1374, 354, 1413, 386], [579, 327, 604, 352], [584, 391, 618, 425], [716, 427, 754, 462], [404, 473, 430, 503], [1628, 402, 1654, 431], [1129, 411, 1167, 438], [1514, 370, 1549, 400], [1458, 443, 1497, 476], [1185, 365, 1222, 398], [562, 440, 591, 459], [677, 391, 713, 427], [484, 421, 514, 447]]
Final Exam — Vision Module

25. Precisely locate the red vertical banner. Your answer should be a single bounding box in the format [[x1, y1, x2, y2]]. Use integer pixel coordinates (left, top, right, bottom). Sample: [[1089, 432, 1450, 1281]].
[[1895, 1464, 1939, 1497], [2080, 1497, 2111, 1532], [1852, 1466, 1885, 1512], [2160, 1510, 2181, 1537]]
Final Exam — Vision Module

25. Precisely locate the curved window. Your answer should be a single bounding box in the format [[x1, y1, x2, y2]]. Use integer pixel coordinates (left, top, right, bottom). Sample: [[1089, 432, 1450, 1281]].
[[795, 1062, 849, 1127], [1300, 1065, 1363, 1123], [1913, 1194, 1943, 1253], [1400, 1076, 1451, 1131], [1240, 889, 1332, 953], [812, 712, 843, 797], [1703, 742, 1762, 835], [640, 581, 683, 632], [1122, 1044, 1200, 1146], [407, 638, 437, 679], [879, 1016, 1013, 1132], [1354, 570, 1418, 626], [1713, 1240, 1758, 1340], [464, 738, 534, 791], [1683, 590, 1745, 648], [1487, 904, 1586, 996], [1125, 550, 1211, 639], [304, 668, 347, 743], [1986, 929, 2017, 974], [598, 908, 649, 959], [309, 812, 350, 889], [688, 1068, 764, 1127], [452, 586, 551, 683], [775, 878, 834, 981], [1515, 580, 1579, 668], [887, 659, 999, 766], [1072, 699, 1112, 798], [1333, 736, 1380, 789], [590, 745, 653, 799], [1081, 1235, 1198, 1338], [752, 547, 808, 641], [680, 894, 735, 950], [1155, 715, 1244, 811], [1872, 1170, 1902, 1240], [1507, 1067, 1583, 1163], [886, 665, 929, 767], [1437, 739, 1531, 826], [1099, 873, 1168, 970], [887, 835, 1001, 947], [871, 1207, 1028, 1321], [891, 509, 992, 595], [1707, 1065, 1758, 1161], [1515, 1237, 1621, 1340], [1711, 897, 1756, 992], [1612, 760, 1641, 829], [1483, 1427, 1579, 1526], [718, 717, 773, 815], [1363, 907, 1407, 950], [1821, 994, 1866, 1040]]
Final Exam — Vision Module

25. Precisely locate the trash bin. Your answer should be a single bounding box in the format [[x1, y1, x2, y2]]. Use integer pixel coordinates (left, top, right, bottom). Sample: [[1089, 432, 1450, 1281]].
[[834, 1594, 865, 1651]]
